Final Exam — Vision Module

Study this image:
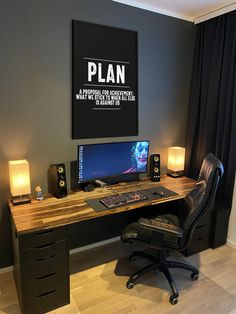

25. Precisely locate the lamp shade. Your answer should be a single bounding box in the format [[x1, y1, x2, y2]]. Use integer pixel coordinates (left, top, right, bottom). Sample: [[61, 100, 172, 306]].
[[9, 160, 31, 196], [167, 147, 185, 172]]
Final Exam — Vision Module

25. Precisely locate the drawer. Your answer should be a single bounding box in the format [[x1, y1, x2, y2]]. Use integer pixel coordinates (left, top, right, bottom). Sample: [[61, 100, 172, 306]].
[[21, 240, 68, 283], [20, 227, 67, 250], [24, 270, 69, 299], [25, 283, 69, 314], [192, 223, 210, 239], [22, 239, 68, 263], [184, 223, 211, 256]]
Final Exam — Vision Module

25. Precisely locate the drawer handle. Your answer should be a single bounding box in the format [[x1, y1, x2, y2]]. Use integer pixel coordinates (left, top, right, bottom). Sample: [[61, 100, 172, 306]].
[[37, 289, 56, 298], [35, 254, 55, 262], [34, 242, 55, 249], [36, 272, 56, 280], [34, 229, 55, 236]]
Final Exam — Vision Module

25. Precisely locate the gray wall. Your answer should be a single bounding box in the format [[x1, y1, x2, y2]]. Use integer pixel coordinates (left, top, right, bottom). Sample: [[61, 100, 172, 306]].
[[0, 0, 195, 268]]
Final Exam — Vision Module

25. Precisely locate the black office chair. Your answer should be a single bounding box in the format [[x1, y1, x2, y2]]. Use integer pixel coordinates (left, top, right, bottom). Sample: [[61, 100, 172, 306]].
[[121, 153, 224, 305]]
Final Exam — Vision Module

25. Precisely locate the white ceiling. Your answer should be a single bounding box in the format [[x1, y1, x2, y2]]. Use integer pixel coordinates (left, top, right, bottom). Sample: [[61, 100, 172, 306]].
[[112, 0, 236, 23]]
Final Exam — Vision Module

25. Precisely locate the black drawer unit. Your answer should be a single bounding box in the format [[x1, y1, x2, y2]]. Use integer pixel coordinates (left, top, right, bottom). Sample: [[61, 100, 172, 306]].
[[183, 212, 212, 256], [11, 223, 70, 314]]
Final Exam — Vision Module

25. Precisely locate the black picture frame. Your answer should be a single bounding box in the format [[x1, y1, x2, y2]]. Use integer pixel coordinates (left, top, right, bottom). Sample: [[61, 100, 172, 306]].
[[72, 20, 138, 139]]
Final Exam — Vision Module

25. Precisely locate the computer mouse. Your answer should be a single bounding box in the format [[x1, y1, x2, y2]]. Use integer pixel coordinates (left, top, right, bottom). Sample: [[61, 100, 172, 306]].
[[153, 191, 164, 197]]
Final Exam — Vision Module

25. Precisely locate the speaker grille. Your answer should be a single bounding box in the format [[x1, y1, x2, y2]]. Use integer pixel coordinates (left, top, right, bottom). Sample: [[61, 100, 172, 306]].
[[150, 154, 161, 182]]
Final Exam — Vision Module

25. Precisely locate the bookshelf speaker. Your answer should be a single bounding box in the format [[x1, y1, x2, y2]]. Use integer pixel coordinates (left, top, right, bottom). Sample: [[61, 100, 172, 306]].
[[48, 163, 68, 198], [150, 154, 161, 182]]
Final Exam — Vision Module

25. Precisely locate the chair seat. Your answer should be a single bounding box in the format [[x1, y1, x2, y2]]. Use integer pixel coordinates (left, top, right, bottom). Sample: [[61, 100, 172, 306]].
[[121, 214, 180, 249]]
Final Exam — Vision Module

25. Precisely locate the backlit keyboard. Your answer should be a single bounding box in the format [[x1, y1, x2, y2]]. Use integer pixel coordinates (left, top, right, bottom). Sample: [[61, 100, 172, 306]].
[[100, 191, 148, 209]]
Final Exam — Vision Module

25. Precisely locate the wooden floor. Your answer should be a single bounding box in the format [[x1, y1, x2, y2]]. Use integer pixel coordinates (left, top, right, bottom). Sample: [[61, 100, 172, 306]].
[[1, 242, 236, 314]]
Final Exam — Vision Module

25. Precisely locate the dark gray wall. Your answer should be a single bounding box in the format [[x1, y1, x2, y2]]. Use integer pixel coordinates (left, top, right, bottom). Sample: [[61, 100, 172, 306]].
[[0, 0, 195, 268]]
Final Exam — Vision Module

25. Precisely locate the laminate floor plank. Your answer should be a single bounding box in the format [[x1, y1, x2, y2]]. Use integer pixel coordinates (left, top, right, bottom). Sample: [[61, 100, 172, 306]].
[[1, 242, 236, 314]]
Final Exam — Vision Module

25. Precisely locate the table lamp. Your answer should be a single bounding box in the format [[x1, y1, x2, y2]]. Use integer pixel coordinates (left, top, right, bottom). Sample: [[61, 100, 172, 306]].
[[9, 160, 31, 205], [167, 147, 185, 178]]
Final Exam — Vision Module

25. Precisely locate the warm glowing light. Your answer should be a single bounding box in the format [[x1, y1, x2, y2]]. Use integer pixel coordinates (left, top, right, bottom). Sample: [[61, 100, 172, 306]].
[[167, 147, 185, 172], [9, 160, 31, 196]]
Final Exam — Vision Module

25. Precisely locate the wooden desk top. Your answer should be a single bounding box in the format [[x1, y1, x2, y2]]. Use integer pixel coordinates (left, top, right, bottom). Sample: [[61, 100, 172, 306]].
[[9, 176, 196, 234]]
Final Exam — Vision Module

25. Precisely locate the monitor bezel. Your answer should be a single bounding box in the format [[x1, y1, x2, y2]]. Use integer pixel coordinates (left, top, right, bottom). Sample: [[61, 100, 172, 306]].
[[77, 140, 150, 184]]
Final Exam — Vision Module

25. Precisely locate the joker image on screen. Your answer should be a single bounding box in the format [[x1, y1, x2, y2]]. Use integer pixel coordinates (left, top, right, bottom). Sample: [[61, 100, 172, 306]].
[[124, 141, 149, 173]]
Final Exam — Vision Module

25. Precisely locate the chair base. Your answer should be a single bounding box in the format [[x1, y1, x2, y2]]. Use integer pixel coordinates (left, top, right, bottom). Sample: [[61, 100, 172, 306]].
[[126, 249, 199, 305]]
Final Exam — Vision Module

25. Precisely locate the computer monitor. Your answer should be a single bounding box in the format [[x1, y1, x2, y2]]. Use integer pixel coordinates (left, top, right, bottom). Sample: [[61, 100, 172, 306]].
[[77, 140, 149, 183]]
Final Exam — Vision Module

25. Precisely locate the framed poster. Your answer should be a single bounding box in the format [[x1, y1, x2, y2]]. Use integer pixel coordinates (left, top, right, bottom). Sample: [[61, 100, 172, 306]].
[[72, 20, 138, 139]]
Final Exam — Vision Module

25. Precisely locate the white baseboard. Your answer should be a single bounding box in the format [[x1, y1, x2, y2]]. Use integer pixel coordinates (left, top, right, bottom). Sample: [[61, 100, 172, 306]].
[[0, 237, 120, 273], [227, 239, 236, 249], [69, 236, 120, 255], [0, 265, 13, 274]]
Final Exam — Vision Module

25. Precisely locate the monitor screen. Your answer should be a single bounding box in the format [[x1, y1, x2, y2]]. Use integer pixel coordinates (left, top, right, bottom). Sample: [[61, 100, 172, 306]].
[[78, 140, 149, 183]]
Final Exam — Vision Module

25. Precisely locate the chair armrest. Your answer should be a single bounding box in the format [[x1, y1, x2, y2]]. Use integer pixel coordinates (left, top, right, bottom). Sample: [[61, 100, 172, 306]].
[[138, 218, 183, 238]]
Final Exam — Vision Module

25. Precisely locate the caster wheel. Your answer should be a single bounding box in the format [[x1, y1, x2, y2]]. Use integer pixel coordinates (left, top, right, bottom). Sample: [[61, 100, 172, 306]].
[[169, 295, 178, 305], [126, 281, 134, 289], [191, 272, 199, 281]]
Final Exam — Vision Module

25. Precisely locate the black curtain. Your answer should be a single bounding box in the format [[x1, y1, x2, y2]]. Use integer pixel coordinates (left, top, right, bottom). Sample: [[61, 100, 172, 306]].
[[185, 12, 236, 208]]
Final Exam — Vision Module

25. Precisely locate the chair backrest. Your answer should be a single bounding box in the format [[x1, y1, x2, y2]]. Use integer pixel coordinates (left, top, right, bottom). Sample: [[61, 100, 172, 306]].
[[179, 153, 224, 250]]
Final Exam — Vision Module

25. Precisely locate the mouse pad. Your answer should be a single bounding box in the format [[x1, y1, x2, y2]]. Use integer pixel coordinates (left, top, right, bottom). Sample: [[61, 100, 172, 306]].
[[86, 186, 178, 212]]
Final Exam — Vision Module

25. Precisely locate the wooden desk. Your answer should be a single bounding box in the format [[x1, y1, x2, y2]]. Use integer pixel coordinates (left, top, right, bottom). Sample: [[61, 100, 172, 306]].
[[10, 176, 195, 314]]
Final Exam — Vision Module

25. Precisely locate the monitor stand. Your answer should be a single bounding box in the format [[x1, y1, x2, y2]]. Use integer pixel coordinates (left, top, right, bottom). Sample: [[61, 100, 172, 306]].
[[103, 173, 139, 185]]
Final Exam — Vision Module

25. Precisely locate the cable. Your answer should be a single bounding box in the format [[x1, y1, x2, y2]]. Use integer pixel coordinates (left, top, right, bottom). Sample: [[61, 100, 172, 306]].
[[106, 185, 119, 195]]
